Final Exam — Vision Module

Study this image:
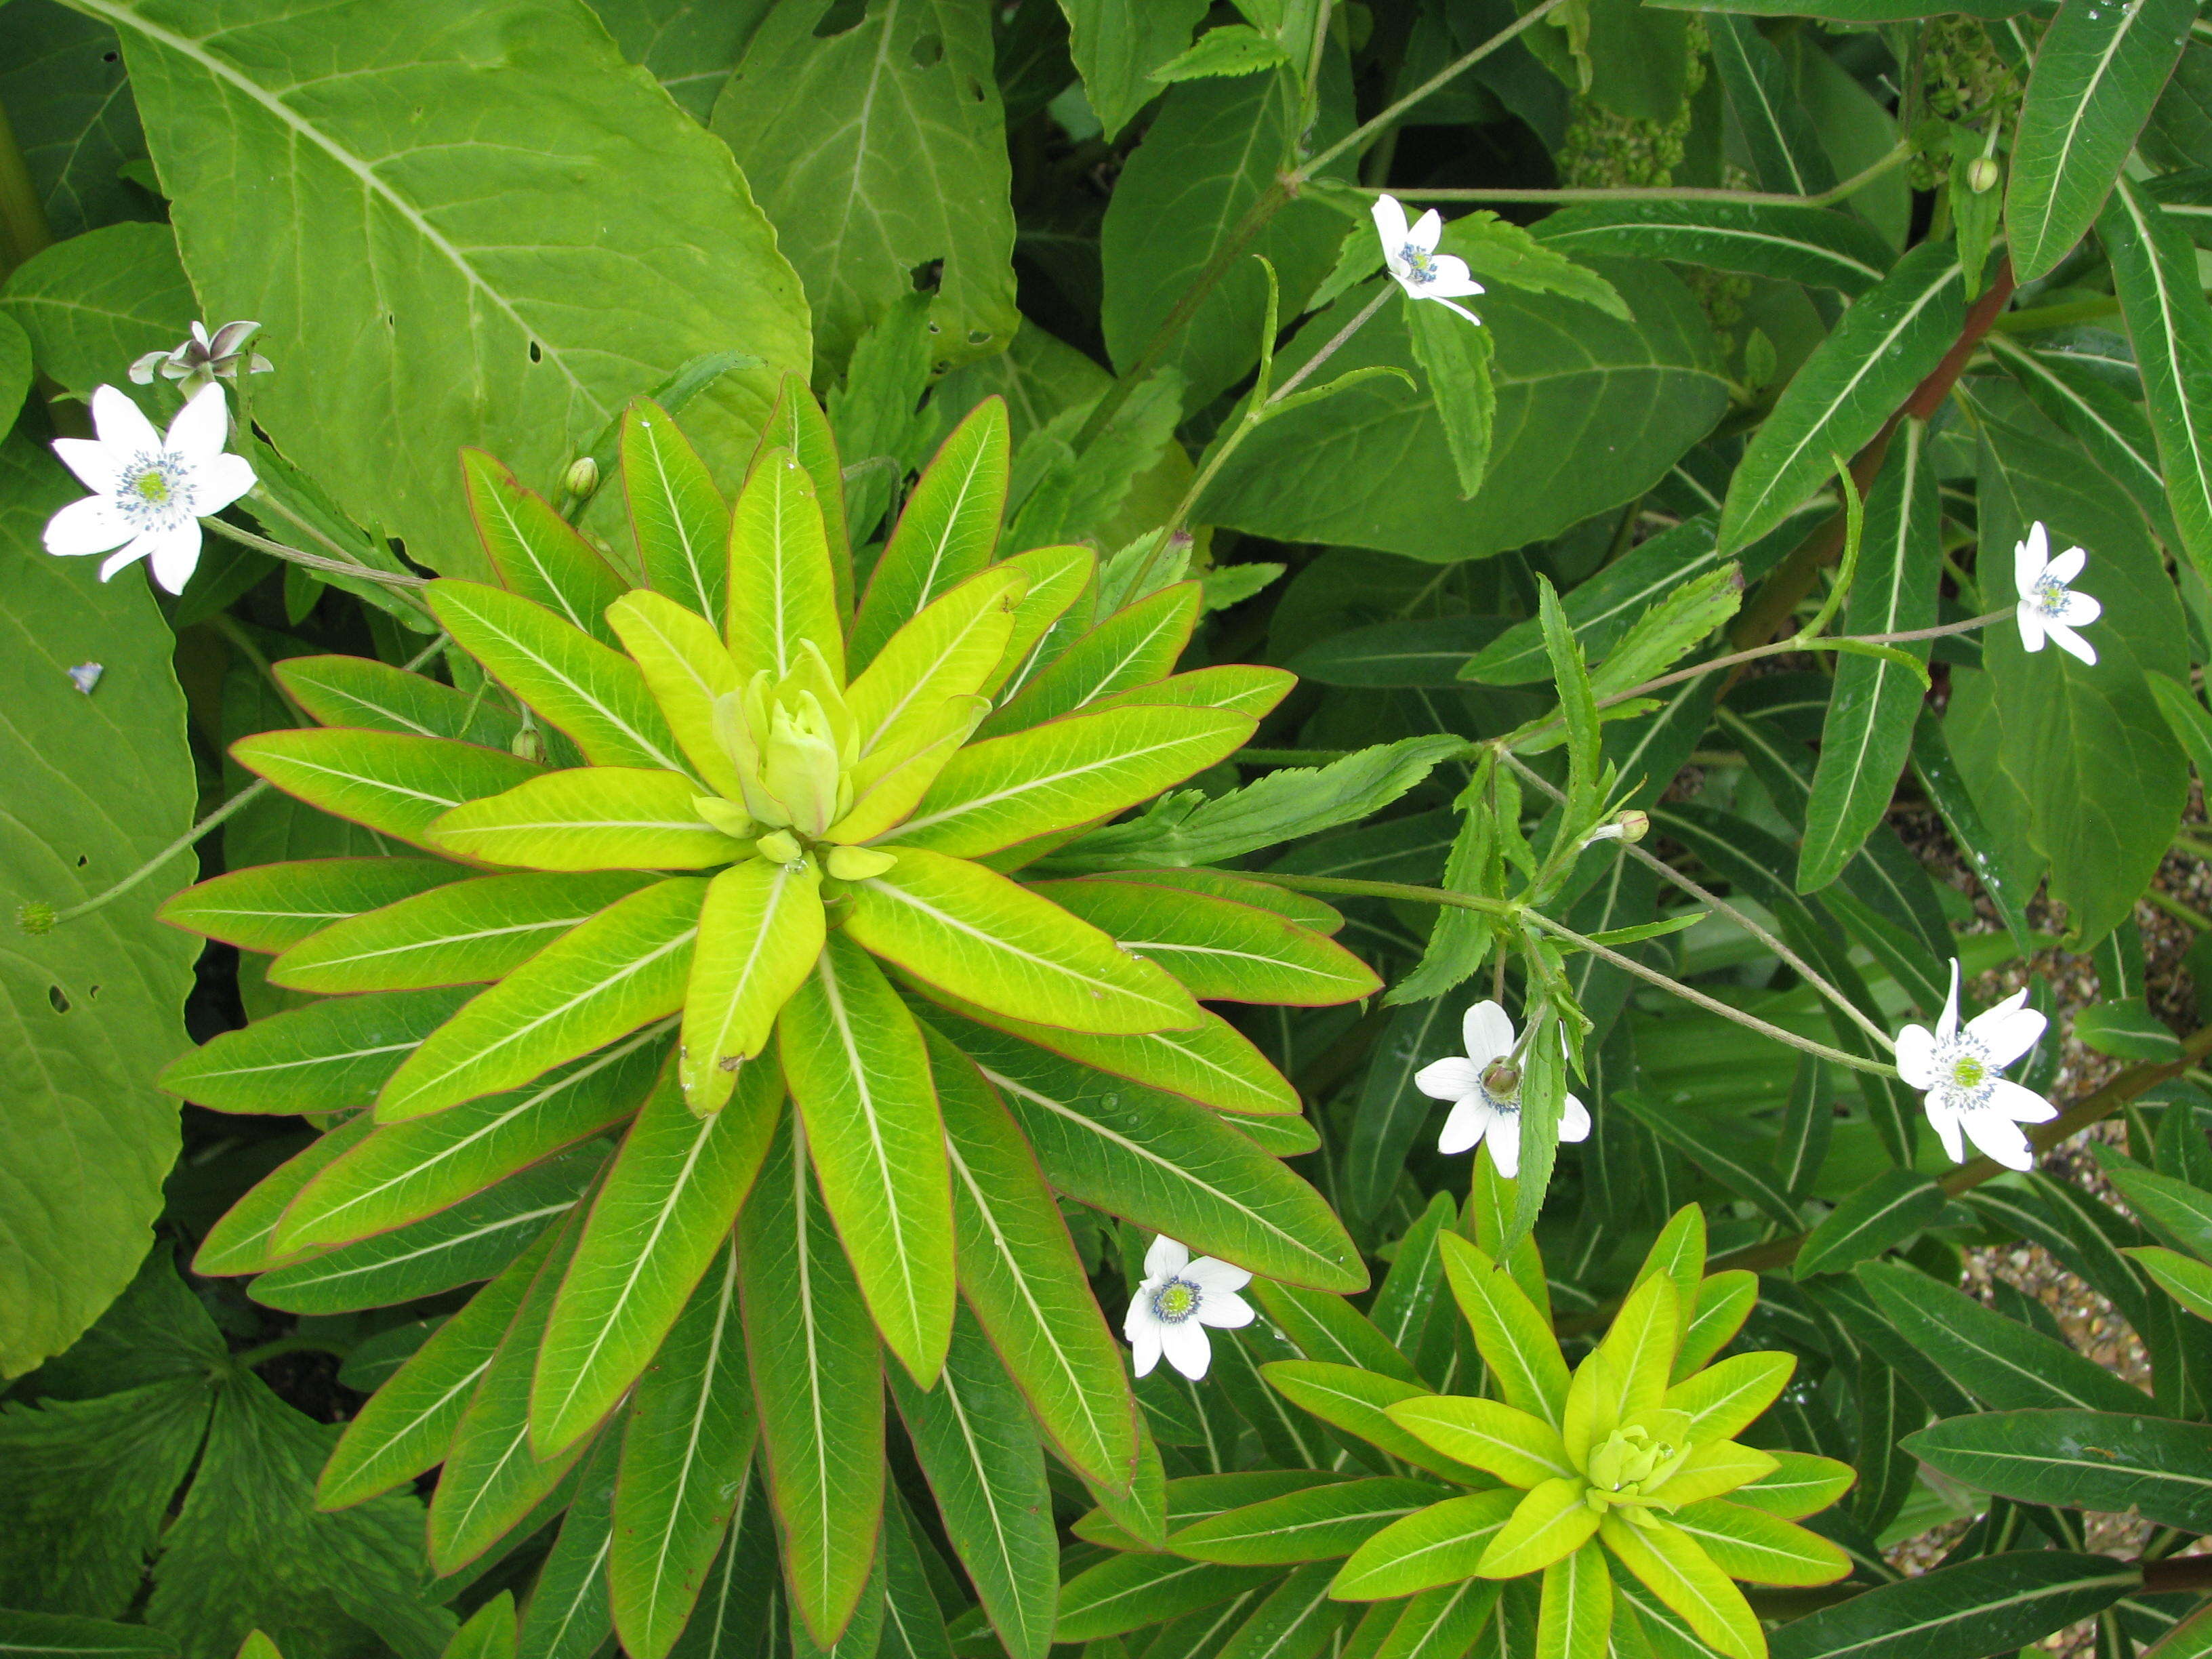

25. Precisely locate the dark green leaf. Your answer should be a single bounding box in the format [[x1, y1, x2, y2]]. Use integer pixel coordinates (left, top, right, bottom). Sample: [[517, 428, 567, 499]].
[[1794, 1170, 1947, 1279], [1767, 1551, 2139, 1659], [1906, 1410, 2212, 1532]]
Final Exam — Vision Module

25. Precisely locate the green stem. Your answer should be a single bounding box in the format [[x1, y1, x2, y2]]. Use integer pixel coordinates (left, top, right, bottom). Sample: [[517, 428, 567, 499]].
[[1373, 142, 1912, 208], [2170, 830, 2212, 863], [1242, 870, 1520, 918], [33, 779, 270, 931], [233, 1334, 347, 1370], [2144, 886, 2212, 934], [1987, 294, 2123, 334], [202, 514, 432, 592]]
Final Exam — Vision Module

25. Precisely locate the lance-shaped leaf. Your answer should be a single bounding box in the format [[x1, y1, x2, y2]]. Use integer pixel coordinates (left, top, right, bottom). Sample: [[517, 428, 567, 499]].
[[0, 1614, 180, 1658], [1729, 1452, 1856, 1522], [740, 1118, 886, 1649], [852, 400, 1010, 671], [778, 933, 956, 1383], [1331, 1489, 1521, 1600], [161, 986, 474, 1114], [1767, 1551, 2139, 1659], [1707, 16, 1835, 196], [1534, 1546, 1610, 1659], [1088, 664, 1297, 721], [893, 705, 1252, 859], [159, 857, 467, 954], [1667, 1500, 1851, 1588], [1034, 879, 1378, 1006], [270, 871, 653, 993], [622, 398, 729, 628], [681, 857, 825, 1111], [254, 1147, 592, 1313], [428, 769, 740, 872], [1858, 1260, 2149, 1414], [1170, 1479, 1447, 1566], [1989, 333, 2175, 540], [983, 545, 1094, 699], [1436, 1234, 1569, 1429], [532, 1057, 779, 1455], [230, 729, 541, 853], [1534, 201, 1893, 294], [935, 1013, 1364, 1292], [518, 1435, 619, 1659], [276, 653, 520, 747], [2102, 178, 2212, 574], [760, 375, 854, 612], [274, 1025, 668, 1252], [1799, 424, 1938, 893], [1476, 1478, 1599, 1579], [462, 449, 628, 644], [605, 590, 745, 800], [1386, 1397, 1573, 1489], [982, 583, 1204, 737], [1090, 867, 1345, 935], [196, 1115, 376, 1276], [429, 1212, 595, 1572], [889, 1309, 1059, 1659], [319, 1227, 559, 1511], [1370, 1582, 1502, 1659], [1907, 1410, 2212, 1532], [848, 848, 1200, 1036], [1794, 1168, 1946, 1280], [2005, 0, 2194, 281], [1718, 241, 1964, 554], [725, 446, 842, 686], [1664, 1352, 1795, 1446], [847, 565, 1025, 762], [1055, 1556, 1283, 1643], [377, 878, 706, 1121], [1597, 1515, 1761, 1659], [430, 581, 696, 778], [929, 1029, 1139, 1492], [610, 1239, 758, 1659]]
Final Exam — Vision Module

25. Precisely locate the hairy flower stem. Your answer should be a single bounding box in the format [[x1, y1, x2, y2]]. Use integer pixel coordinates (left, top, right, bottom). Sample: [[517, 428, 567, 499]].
[[1377, 141, 1914, 207], [1494, 749, 1897, 1052], [1241, 870, 1893, 1075], [201, 514, 433, 594], [1589, 609, 2011, 714]]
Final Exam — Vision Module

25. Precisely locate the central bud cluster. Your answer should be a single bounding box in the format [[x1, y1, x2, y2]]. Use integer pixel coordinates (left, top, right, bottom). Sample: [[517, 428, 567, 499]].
[[1582, 1411, 1695, 1516]]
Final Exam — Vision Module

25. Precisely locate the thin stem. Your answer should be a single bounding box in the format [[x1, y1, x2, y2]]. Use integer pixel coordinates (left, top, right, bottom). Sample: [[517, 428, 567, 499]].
[[234, 1334, 347, 1370], [1497, 750, 1897, 1051], [1371, 142, 1912, 207], [201, 515, 432, 591], [1519, 909, 1893, 1075], [1300, 0, 1335, 134], [2144, 887, 2212, 933], [2172, 831, 2212, 863], [1589, 609, 2009, 714], [1271, 282, 1395, 403], [1242, 870, 1520, 918], [245, 483, 389, 571], [1298, 0, 1574, 179], [37, 779, 270, 929]]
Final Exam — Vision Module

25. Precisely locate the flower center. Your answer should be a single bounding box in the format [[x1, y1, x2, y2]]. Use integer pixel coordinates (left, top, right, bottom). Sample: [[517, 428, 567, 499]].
[[1583, 1415, 1694, 1513], [132, 470, 170, 503], [1479, 1059, 1521, 1116], [1399, 243, 1438, 285], [1931, 1032, 1997, 1111], [1151, 1278, 1202, 1324], [113, 453, 194, 528], [2032, 573, 2069, 615]]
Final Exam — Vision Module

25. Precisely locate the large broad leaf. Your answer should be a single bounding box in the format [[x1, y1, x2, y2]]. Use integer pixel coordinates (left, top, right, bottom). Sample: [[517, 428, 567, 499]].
[[1767, 1551, 2139, 1659], [81, 0, 809, 579], [1061, 0, 1206, 140], [0, 223, 194, 401], [777, 934, 956, 1385], [1101, 67, 1349, 411], [2101, 178, 2212, 576], [928, 1028, 1139, 1494], [932, 1012, 1364, 1292], [0, 436, 195, 1374], [609, 1240, 759, 1659], [0, 2, 150, 241], [739, 1118, 886, 1650], [1197, 266, 1729, 561], [1718, 239, 1963, 554], [531, 1057, 779, 1455], [1905, 1409, 2212, 1531], [711, 0, 1015, 375], [2005, 0, 2194, 281]]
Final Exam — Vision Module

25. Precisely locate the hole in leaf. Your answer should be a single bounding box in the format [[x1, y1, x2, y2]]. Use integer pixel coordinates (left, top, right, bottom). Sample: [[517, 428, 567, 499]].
[[528, 341, 542, 363], [813, 0, 866, 36], [102, 49, 119, 62], [910, 259, 943, 293], [909, 33, 943, 67], [966, 329, 991, 345], [968, 75, 986, 102], [75, 853, 88, 867], [47, 985, 70, 1015]]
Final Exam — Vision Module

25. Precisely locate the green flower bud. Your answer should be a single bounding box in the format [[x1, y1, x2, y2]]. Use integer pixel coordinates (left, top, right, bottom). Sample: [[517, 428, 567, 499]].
[[754, 829, 804, 865], [826, 845, 897, 882], [561, 455, 600, 501], [1967, 156, 1999, 193]]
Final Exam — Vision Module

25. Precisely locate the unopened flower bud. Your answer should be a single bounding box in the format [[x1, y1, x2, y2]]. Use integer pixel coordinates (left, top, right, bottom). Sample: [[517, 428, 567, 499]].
[[1481, 1060, 1520, 1099], [510, 725, 544, 763], [1579, 810, 1649, 849], [1967, 157, 1999, 194], [826, 845, 897, 882], [754, 830, 803, 865], [561, 455, 600, 501], [693, 796, 754, 840]]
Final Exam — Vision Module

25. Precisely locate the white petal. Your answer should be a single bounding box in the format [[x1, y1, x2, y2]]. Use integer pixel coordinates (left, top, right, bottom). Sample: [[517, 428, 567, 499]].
[[1371, 195, 1410, 260], [1965, 997, 2044, 1069], [87, 384, 161, 454], [2045, 545, 2086, 584], [98, 541, 150, 581], [1988, 1078, 2057, 1124], [127, 352, 166, 386], [1960, 1109, 2035, 1171], [1894, 1023, 1938, 1090], [50, 436, 124, 493], [1129, 1322, 1162, 1378], [1196, 1291, 1256, 1330], [166, 382, 230, 464], [1408, 209, 1444, 254], [209, 320, 261, 358], [189, 321, 212, 348], [1463, 1001, 1515, 1066], [1923, 1098, 1967, 1164], [196, 451, 258, 514], [2048, 623, 2097, 666], [1415, 1057, 1483, 1102], [1559, 1094, 1591, 1143], [42, 495, 132, 557], [1438, 1095, 1491, 1155], [2015, 602, 2047, 652], [1430, 296, 1483, 326], [2051, 588, 2100, 627], [1936, 961, 1961, 1045], [1161, 1319, 1213, 1380], [2014, 523, 2049, 597], [1145, 1235, 1190, 1279], [1124, 1286, 1157, 1342], [1425, 255, 1484, 296], [1185, 1256, 1252, 1295], [147, 523, 204, 594], [1484, 1113, 1521, 1180]]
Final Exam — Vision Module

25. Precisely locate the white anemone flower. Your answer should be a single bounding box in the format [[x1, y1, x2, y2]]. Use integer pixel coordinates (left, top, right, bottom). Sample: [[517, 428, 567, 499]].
[[1124, 1235, 1254, 1380], [1371, 194, 1485, 325], [1896, 960, 2053, 1171], [1414, 1000, 1590, 1179], [2013, 521, 2100, 665], [43, 384, 255, 594]]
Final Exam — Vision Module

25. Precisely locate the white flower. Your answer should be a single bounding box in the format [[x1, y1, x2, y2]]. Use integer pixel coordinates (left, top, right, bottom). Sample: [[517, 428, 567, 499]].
[[2013, 521, 2100, 666], [1371, 194, 1485, 325], [1123, 1235, 1254, 1380], [43, 384, 255, 594], [1896, 960, 2053, 1171], [1414, 1000, 1590, 1180], [130, 320, 273, 394]]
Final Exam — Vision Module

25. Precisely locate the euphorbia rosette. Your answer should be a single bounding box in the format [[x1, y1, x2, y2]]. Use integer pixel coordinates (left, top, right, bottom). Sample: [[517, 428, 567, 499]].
[[157, 382, 1379, 1652]]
